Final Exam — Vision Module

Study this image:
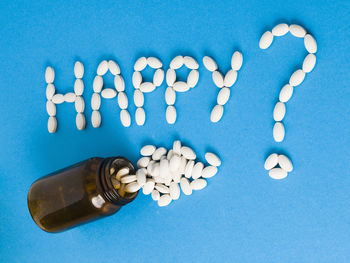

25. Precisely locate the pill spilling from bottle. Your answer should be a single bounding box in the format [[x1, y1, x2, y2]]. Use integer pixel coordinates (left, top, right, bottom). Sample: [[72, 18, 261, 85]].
[[110, 141, 221, 207]]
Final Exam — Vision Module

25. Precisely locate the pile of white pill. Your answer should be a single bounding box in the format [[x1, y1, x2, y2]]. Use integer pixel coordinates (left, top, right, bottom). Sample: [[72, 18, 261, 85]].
[[203, 51, 243, 123], [120, 141, 221, 207], [45, 62, 86, 133], [264, 153, 293, 180], [165, 56, 199, 124], [132, 57, 164, 126], [259, 23, 317, 143], [92, 60, 131, 128]]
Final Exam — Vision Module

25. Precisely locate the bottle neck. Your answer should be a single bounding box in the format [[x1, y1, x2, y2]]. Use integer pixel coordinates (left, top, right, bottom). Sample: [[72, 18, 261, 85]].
[[99, 157, 138, 206]]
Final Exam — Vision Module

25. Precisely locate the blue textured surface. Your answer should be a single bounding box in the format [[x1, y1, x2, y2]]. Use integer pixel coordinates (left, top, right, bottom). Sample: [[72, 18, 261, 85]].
[[1, 0, 350, 262]]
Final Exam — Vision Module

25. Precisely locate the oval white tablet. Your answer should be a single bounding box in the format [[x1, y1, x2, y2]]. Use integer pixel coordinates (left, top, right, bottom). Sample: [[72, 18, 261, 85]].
[[166, 69, 176, 86], [272, 23, 289, 36], [259, 31, 273, 49], [187, 69, 199, 88], [278, 154, 293, 172], [224, 69, 237, 87], [203, 56, 218, 72], [279, 84, 294, 103], [74, 61, 84, 79], [269, 168, 288, 180], [289, 24, 306, 38], [120, 110, 131, 127], [212, 71, 224, 88], [45, 66, 55, 84], [217, 87, 230, 105], [97, 60, 108, 75], [133, 90, 144, 107], [117, 92, 128, 109], [140, 82, 156, 93], [183, 56, 199, 69], [114, 75, 125, 92], [273, 122, 285, 142], [264, 153, 278, 170], [165, 87, 176, 105], [153, 69, 164, 87], [135, 107, 145, 126], [273, 102, 286, 122], [170, 55, 184, 69], [210, 104, 224, 123], [302, 54, 316, 73], [91, 110, 101, 128], [48, 116, 57, 133], [289, 69, 305, 87], [166, 106, 177, 124], [231, 51, 243, 71], [108, 60, 120, 75], [134, 57, 147, 71], [304, 34, 317, 54], [91, 93, 101, 110], [205, 152, 221, 166]]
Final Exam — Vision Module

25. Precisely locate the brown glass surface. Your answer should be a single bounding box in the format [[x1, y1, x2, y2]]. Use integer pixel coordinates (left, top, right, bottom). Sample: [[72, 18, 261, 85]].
[[27, 157, 136, 233]]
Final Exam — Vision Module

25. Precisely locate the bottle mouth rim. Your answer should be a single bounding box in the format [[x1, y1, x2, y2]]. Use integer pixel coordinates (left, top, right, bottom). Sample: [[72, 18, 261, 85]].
[[100, 157, 138, 205]]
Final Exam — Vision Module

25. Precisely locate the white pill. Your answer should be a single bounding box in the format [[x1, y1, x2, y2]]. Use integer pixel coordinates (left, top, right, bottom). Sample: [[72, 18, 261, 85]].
[[134, 90, 144, 107], [140, 82, 156, 93], [259, 31, 273, 49], [172, 140, 181, 155], [279, 84, 294, 103], [302, 54, 316, 73], [170, 55, 184, 69], [191, 178, 207, 190], [264, 153, 278, 170], [125, 182, 140, 193], [64, 92, 76, 103], [210, 104, 224, 123], [120, 110, 131, 127], [91, 110, 101, 128], [224, 69, 237, 87], [93, 75, 103, 93], [46, 101, 56, 116], [169, 154, 181, 172], [114, 75, 125, 92], [179, 156, 187, 174], [101, 88, 117, 99], [289, 69, 305, 87], [147, 57, 162, 69], [159, 159, 169, 178], [183, 56, 199, 69], [184, 160, 195, 178], [273, 102, 286, 122], [212, 71, 224, 88], [304, 34, 317, 54], [121, 175, 137, 184], [278, 155, 293, 172], [181, 146, 196, 160], [74, 79, 84, 96], [169, 182, 180, 200], [273, 122, 285, 142], [289, 24, 306, 38], [46, 84, 55, 100], [165, 87, 176, 105], [158, 194, 172, 207], [153, 69, 164, 87], [117, 92, 128, 109], [167, 149, 174, 160], [52, 94, 64, 104], [201, 166, 218, 178], [217, 87, 230, 105], [166, 69, 176, 86], [45, 66, 55, 83], [134, 57, 147, 71], [76, 113, 86, 130], [180, 177, 192, 195], [141, 145, 156, 156], [142, 178, 155, 195], [108, 60, 120, 75], [187, 69, 199, 88], [269, 168, 288, 180], [205, 152, 221, 167], [132, 71, 142, 89], [203, 56, 218, 72], [231, 51, 243, 71], [137, 157, 150, 168], [152, 147, 167, 161], [91, 93, 101, 110], [155, 183, 170, 194], [272, 23, 289, 36], [47, 116, 57, 133], [116, 167, 130, 180], [75, 96, 85, 113], [173, 81, 190, 92], [136, 170, 147, 187], [134, 107, 144, 126], [74, 61, 84, 79], [151, 189, 160, 201], [191, 162, 204, 180], [166, 105, 177, 124], [97, 60, 108, 75]]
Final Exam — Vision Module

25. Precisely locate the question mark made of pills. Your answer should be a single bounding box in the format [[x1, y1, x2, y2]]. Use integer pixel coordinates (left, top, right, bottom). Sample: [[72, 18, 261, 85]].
[[259, 23, 318, 180]]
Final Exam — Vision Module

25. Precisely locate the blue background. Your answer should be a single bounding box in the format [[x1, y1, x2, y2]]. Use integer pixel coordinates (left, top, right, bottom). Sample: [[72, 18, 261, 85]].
[[1, 0, 350, 262]]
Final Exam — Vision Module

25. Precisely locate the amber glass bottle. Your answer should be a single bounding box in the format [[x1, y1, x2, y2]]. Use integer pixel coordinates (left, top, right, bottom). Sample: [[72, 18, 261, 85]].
[[27, 157, 138, 233]]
